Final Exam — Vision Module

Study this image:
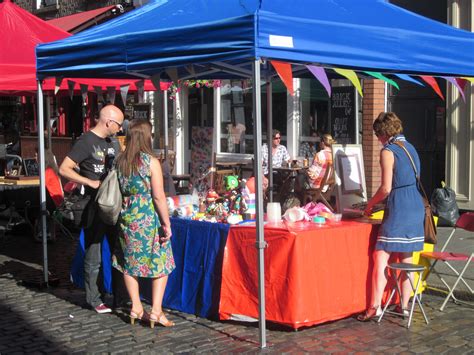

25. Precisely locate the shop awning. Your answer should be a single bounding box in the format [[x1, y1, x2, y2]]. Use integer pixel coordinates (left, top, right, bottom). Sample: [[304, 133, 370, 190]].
[[47, 5, 117, 33]]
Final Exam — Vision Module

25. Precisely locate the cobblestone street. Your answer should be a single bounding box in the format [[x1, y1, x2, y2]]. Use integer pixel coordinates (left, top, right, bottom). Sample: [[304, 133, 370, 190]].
[[0, 227, 473, 354]]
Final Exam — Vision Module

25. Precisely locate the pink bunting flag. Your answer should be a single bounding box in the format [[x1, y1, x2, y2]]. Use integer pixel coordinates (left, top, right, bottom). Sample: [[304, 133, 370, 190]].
[[455, 78, 468, 92], [443, 77, 465, 102], [420, 76, 444, 100], [306, 65, 331, 97], [270, 61, 294, 96]]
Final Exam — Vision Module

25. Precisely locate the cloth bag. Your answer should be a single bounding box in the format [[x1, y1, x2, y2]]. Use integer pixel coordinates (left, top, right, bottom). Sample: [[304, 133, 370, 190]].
[[431, 182, 460, 227], [95, 168, 122, 225], [395, 142, 437, 244]]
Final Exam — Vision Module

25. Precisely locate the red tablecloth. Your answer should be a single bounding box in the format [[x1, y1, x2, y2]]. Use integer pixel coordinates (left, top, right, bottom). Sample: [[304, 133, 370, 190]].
[[219, 220, 386, 329]]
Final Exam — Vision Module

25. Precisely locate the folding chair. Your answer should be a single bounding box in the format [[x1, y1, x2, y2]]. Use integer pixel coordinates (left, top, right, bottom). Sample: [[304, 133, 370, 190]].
[[421, 212, 474, 311], [301, 163, 335, 212]]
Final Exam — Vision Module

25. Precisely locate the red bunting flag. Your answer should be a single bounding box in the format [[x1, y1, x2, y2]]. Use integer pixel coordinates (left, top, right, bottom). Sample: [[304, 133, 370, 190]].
[[420, 76, 444, 100], [270, 61, 294, 96], [455, 78, 468, 92]]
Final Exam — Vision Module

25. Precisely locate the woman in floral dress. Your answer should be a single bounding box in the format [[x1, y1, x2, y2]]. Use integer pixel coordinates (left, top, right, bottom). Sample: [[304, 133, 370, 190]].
[[112, 119, 175, 328]]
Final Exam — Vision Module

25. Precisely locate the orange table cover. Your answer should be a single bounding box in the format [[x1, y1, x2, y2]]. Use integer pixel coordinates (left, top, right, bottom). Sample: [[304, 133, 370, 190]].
[[219, 220, 386, 329]]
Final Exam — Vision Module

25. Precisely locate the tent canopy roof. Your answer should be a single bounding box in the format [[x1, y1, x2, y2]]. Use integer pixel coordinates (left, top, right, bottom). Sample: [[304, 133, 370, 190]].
[[36, 0, 474, 80]]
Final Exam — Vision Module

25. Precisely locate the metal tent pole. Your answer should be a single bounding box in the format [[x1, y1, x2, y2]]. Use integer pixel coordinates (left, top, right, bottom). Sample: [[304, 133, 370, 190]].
[[163, 88, 169, 160], [266, 77, 273, 202], [37, 81, 49, 286], [252, 59, 267, 348]]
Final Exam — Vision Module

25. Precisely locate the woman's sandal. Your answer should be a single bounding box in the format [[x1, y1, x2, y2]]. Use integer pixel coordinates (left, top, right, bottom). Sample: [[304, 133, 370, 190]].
[[393, 305, 409, 318], [149, 311, 175, 329], [357, 305, 382, 322], [129, 309, 148, 325]]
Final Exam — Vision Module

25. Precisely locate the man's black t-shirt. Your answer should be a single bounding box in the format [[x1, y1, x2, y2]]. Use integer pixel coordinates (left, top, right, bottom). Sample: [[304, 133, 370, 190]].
[[68, 130, 121, 183]]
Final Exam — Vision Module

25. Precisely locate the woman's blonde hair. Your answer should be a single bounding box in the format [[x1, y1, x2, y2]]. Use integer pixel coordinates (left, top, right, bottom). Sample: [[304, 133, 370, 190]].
[[321, 134, 336, 147], [116, 119, 154, 177], [373, 112, 403, 138]]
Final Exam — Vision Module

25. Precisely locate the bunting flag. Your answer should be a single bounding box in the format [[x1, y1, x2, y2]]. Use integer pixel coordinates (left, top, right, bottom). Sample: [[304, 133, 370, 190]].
[[79, 84, 89, 104], [165, 67, 179, 83], [333, 68, 363, 97], [455, 78, 468, 92], [270, 60, 294, 96], [54, 77, 63, 95], [135, 80, 145, 103], [120, 84, 130, 105], [443, 77, 465, 102], [394, 74, 424, 86], [67, 80, 76, 101], [150, 74, 161, 91], [365, 71, 399, 90], [93, 86, 104, 102], [420, 76, 444, 100], [106, 86, 116, 104], [185, 65, 196, 77], [306, 65, 331, 97], [461, 77, 474, 84]]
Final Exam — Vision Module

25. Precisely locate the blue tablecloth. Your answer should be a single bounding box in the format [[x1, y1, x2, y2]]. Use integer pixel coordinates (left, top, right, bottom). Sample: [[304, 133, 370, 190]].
[[71, 218, 230, 318]]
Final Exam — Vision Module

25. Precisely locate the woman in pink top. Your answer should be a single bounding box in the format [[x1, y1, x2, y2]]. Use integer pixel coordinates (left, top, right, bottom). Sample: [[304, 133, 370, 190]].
[[307, 134, 335, 190]]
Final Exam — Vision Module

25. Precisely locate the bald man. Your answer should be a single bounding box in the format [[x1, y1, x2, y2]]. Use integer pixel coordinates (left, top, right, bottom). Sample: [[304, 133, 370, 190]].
[[60, 104, 124, 314]]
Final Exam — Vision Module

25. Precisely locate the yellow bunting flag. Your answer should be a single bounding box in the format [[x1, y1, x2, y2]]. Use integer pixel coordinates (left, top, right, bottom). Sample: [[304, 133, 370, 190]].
[[364, 71, 399, 90], [420, 76, 444, 100], [334, 68, 363, 97], [270, 61, 294, 96]]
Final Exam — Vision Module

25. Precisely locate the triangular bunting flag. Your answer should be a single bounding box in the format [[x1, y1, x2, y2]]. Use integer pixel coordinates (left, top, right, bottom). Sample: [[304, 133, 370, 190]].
[[106, 86, 116, 104], [67, 80, 76, 101], [54, 77, 63, 95], [80, 84, 89, 105], [420, 76, 444, 100], [365, 71, 399, 90], [270, 61, 294, 96], [461, 77, 474, 84], [94, 86, 104, 103], [443, 77, 465, 102], [150, 74, 161, 91], [306, 65, 331, 97], [333, 68, 363, 97], [455, 78, 468, 92], [120, 84, 130, 105], [135, 80, 145, 103], [165, 68, 179, 83], [394, 74, 424, 86]]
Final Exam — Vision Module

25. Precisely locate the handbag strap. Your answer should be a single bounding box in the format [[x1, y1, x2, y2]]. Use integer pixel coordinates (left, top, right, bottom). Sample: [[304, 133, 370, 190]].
[[393, 141, 429, 202]]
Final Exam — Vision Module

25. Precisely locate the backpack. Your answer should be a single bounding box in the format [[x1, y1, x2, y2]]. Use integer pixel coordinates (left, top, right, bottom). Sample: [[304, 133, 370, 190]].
[[95, 168, 122, 225]]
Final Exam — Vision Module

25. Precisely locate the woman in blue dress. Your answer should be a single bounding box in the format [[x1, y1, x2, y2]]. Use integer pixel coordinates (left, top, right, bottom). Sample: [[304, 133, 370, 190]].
[[112, 119, 175, 328], [358, 112, 424, 321]]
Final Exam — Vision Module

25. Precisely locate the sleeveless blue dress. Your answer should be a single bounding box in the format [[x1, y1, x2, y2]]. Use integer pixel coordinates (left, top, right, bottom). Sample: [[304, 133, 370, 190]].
[[376, 135, 424, 252]]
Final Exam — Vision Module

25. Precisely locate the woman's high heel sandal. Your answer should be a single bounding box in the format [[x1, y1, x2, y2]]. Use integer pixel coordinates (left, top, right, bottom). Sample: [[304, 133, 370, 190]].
[[149, 311, 175, 329], [357, 305, 382, 322], [129, 309, 147, 325]]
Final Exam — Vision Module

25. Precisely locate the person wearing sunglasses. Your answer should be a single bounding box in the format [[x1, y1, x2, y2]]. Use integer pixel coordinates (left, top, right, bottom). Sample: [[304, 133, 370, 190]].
[[261, 129, 291, 175], [59, 104, 125, 314]]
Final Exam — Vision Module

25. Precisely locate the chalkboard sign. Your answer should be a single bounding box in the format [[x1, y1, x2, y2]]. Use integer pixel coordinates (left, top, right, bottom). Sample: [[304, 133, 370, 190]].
[[23, 158, 39, 176], [133, 103, 151, 120], [331, 87, 355, 144]]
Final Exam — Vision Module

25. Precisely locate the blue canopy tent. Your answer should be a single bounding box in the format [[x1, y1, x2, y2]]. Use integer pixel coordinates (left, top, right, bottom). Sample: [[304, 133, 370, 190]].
[[36, 0, 474, 347]]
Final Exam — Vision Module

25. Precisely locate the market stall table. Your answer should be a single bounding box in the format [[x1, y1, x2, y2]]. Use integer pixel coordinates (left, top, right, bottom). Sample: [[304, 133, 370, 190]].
[[219, 219, 382, 329]]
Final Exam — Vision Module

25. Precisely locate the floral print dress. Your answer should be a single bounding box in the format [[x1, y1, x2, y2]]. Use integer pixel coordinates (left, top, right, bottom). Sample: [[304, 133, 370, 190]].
[[112, 152, 175, 278]]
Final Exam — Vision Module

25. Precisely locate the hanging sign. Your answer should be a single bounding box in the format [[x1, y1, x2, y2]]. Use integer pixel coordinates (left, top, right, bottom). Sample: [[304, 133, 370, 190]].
[[132, 103, 151, 120]]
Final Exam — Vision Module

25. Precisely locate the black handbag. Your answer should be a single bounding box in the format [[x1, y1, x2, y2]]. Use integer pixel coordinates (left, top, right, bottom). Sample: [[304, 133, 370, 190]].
[[62, 194, 95, 229]]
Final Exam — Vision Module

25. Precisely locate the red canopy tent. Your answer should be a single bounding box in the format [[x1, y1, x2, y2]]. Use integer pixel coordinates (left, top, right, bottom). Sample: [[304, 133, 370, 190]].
[[0, 0, 155, 94]]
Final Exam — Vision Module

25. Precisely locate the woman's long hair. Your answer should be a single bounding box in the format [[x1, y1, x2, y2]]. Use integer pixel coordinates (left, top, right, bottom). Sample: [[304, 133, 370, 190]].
[[115, 119, 154, 177]]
